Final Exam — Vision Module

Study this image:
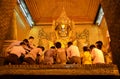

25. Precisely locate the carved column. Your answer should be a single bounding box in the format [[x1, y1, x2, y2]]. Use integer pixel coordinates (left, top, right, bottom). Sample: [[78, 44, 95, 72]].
[[0, 0, 17, 56]]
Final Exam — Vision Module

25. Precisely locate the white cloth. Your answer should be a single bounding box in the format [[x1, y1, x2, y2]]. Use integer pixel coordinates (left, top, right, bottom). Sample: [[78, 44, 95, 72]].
[[6, 41, 22, 52], [91, 48, 105, 64], [67, 45, 80, 58], [10, 46, 26, 57], [25, 48, 43, 61]]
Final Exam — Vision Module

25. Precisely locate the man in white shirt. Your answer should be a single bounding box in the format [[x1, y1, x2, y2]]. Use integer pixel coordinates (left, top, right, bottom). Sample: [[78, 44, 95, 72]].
[[91, 48, 105, 64], [5, 39, 30, 55], [4, 42, 26, 65], [90, 41, 105, 64], [66, 42, 81, 64]]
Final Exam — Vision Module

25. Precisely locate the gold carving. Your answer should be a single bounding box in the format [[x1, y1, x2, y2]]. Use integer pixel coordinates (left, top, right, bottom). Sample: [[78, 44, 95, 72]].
[[53, 8, 74, 48], [55, 8, 72, 38]]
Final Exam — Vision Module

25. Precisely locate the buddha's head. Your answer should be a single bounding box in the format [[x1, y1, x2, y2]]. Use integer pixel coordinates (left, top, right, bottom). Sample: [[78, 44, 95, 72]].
[[55, 23, 71, 37]]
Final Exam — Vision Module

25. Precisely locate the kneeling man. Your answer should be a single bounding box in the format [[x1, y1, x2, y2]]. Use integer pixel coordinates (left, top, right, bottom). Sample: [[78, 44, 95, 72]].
[[23, 46, 44, 64]]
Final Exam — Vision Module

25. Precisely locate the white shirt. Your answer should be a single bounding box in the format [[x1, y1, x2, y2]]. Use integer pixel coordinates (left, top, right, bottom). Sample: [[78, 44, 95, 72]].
[[25, 48, 43, 61], [6, 41, 22, 52], [91, 48, 105, 64], [67, 45, 80, 58], [10, 46, 26, 57]]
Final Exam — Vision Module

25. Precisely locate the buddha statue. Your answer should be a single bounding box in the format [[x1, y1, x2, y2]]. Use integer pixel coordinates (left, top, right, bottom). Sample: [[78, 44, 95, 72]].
[[52, 8, 76, 48]]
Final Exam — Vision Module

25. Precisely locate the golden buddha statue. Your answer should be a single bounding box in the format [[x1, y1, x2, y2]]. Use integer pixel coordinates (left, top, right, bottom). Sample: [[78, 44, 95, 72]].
[[52, 8, 76, 48]]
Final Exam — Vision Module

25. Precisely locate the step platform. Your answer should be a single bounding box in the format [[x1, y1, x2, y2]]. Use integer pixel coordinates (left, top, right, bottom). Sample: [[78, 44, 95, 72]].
[[0, 64, 119, 76]]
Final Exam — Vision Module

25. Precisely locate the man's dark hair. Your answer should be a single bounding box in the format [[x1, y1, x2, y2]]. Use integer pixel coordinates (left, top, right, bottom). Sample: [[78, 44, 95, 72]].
[[20, 42, 26, 45], [96, 44, 102, 49], [67, 41, 73, 47], [50, 46, 56, 49], [37, 46, 45, 51], [23, 39, 29, 43], [89, 44, 95, 50], [83, 46, 88, 52], [29, 36, 34, 39], [55, 42, 61, 48], [96, 41, 103, 46], [96, 41, 103, 49]]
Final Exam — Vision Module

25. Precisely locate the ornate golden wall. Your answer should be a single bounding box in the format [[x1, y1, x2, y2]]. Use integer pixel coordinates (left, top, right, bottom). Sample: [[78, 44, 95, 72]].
[[0, 0, 109, 56], [28, 23, 108, 53]]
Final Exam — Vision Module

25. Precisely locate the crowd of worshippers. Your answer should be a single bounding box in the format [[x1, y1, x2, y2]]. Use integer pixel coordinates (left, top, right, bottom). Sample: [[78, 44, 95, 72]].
[[4, 36, 106, 65]]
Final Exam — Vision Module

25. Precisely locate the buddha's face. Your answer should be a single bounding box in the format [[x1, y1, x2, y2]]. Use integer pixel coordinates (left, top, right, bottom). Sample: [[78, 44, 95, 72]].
[[56, 24, 70, 37]]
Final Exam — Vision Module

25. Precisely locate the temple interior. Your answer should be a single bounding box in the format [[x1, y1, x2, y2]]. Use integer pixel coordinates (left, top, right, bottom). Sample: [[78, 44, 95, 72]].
[[2, 0, 111, 58], [0, 0, 120, 78]]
